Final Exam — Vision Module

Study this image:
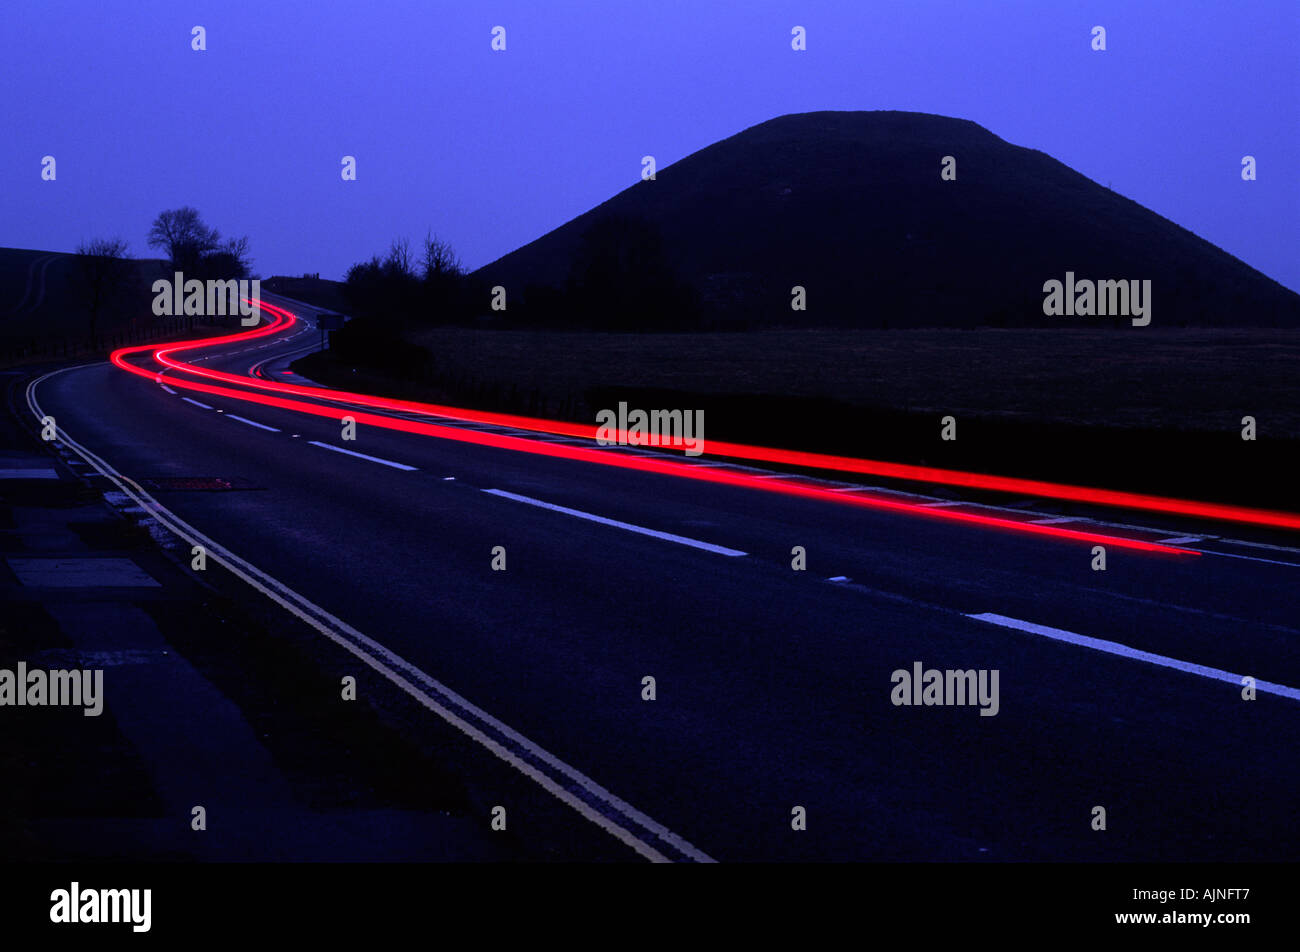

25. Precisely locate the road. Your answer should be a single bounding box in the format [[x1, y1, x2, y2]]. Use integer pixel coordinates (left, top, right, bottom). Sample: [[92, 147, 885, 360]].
[[26, 293, 1300, 861]]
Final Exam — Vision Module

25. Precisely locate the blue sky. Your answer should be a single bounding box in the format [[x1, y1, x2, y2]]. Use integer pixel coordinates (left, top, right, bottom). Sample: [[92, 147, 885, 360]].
[[2, 0, 1296, 290]]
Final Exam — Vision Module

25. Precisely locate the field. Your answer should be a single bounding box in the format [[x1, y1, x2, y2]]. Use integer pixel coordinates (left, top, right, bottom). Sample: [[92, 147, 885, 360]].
[[297, 325, 1300, 509], [400, 325, 1300, 435]]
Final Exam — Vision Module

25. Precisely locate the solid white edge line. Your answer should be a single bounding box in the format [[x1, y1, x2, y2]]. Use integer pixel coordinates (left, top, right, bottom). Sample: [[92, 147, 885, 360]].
[[307, 440, 417, 471], [28, 365, 712, 864], [967, 612, 1300, 702], [484, 488, 748, 557]]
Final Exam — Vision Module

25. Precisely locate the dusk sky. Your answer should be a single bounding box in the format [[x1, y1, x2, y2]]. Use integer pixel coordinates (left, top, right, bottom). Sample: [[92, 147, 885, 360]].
[[3, 0, 1297, 290]]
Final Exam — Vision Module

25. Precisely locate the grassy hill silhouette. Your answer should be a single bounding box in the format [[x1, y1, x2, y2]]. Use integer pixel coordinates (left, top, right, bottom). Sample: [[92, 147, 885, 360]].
[[475, 111, 1300, 328]]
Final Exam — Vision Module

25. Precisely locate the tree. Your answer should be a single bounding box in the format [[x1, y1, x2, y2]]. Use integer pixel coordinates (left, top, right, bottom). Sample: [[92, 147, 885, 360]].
[[74, 238, 134, 347], [341, 233, 469, 342], [385, 238, 415, 279], [421, 232, 462, 281], [200, 235, 253, 280], [147, 207, 219, 273], [146, 207, 252, 279], [421, 232, 465, 322]]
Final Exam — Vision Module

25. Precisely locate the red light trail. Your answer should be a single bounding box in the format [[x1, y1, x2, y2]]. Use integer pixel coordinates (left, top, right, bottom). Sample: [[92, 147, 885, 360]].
[[105, 301, 1296, 550]]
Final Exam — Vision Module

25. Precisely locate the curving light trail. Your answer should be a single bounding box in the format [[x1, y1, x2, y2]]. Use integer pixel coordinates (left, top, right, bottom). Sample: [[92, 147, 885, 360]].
[[103, 301, 1290, 552]]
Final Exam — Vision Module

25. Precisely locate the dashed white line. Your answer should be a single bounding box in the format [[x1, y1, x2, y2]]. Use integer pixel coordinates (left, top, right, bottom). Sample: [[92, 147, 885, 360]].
[[307, 441, 418, 471], [159, 383, 177, 395], [967, 612, 1300, 702], [181, 397, 213, 409], [1029, 516, 1083, 525], [483, 488, 748, 557], [226, 414, 281, 433]]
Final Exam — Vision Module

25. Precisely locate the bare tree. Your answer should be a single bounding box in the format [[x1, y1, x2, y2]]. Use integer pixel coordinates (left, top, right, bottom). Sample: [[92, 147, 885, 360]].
[[201, 235, 254, 280], [422, 232, 462, 280], [74, 238, 133, 347], [385, 237, 415, 278]]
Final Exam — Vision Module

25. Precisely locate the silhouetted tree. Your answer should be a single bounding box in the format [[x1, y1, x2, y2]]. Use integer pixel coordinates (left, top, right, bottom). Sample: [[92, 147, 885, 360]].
[[74, 237, 134, 346], [147, 207, 218, 272], [422, 232, 465, 322], [147, 207, 252, 279], [199, 235, 253, 280], [343, 234, 470, 332]]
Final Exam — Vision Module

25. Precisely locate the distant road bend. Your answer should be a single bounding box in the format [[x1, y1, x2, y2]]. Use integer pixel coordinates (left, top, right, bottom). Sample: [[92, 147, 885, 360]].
[[24, 295, 1300, 862]]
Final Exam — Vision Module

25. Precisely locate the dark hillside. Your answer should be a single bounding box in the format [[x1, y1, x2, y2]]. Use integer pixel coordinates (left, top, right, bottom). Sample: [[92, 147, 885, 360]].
[[475, 111, 1300, 328]]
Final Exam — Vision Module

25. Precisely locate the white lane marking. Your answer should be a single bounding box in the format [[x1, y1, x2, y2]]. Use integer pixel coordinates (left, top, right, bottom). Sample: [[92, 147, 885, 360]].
[[967, 612, 1300, 702], [227, 414, 281, 433], [159, 383, 177, 395], [1030, 516, 1083, 525], [1220, 537, 1300, 556], [1156, 534, 1207, 545], [28, 365, 710, 864], [181, 397, 213, 409], [832, 485, 927, 498], [483, 488, 748, 557], [922, 500, 967, 508], [827, 575, 850, 582], [1185, 548, 1300, 568], [307, 440, 417, 471]]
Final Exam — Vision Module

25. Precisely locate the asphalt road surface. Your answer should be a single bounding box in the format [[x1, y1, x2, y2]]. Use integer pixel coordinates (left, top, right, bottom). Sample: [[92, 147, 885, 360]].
[[26, 293, 1300, 862]]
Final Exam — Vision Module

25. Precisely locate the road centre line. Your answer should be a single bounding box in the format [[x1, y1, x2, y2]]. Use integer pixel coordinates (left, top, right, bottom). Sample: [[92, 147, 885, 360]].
[[483, 488, 748, 557]]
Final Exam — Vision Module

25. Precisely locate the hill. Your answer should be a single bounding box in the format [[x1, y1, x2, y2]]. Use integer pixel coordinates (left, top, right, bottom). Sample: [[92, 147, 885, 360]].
[[473, 111, 1300, 328]]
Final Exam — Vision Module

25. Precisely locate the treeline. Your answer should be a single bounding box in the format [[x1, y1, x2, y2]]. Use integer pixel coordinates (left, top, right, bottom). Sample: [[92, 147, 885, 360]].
[[335, 215, 701, 366], [516, 214, 700, 331], [72, 207, 254, 349]]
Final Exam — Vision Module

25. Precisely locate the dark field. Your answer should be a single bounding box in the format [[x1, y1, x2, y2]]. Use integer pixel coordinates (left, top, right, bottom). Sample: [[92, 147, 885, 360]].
[[404, 325, 1300, 437], [297, 324, 1300, 510]]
